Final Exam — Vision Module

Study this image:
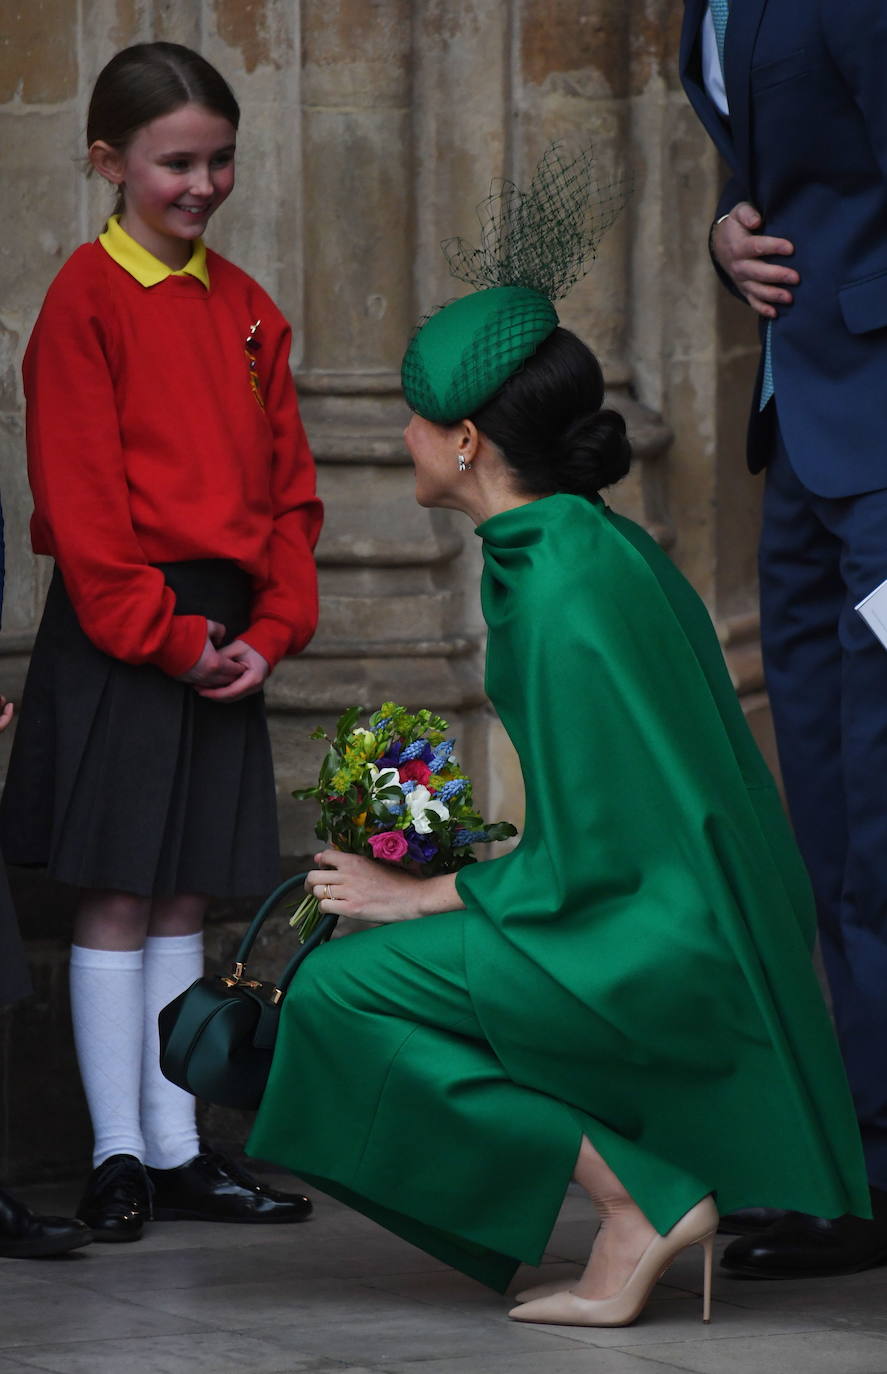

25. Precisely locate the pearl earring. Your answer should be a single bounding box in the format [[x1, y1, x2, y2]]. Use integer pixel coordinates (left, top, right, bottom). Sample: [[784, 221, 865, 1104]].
[[457, 452, 473, 472]]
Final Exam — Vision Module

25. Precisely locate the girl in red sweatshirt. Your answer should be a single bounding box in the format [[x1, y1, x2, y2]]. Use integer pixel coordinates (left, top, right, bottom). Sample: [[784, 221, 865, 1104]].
[[0, 42, 322, 1241]]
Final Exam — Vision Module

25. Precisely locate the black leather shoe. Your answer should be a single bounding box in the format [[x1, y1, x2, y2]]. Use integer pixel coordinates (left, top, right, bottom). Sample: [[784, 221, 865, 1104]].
[[0, 1186, 92, 1258], [76, 1154, 152, 1243], [718, 1207, 787, 1236], [721, 1189, 887, 1277], [147, 1150, 312, 1223]]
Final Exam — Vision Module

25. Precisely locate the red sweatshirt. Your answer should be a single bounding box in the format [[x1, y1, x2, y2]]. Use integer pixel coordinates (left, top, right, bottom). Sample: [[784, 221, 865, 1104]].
[[23, 240, 323, 676]]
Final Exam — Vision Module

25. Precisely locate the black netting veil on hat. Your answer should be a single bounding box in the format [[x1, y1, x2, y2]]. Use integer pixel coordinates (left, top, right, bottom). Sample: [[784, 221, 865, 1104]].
[[401, 144, 630, 425], [441, 143, 630, 300]]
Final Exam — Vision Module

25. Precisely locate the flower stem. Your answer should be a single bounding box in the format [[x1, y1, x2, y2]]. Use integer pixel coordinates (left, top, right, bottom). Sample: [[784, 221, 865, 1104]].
[[289, 892, 321, 942]]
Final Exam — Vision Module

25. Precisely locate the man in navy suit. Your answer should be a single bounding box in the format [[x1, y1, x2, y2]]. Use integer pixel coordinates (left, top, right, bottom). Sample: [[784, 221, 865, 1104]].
[[680, 0, 887, 1277]]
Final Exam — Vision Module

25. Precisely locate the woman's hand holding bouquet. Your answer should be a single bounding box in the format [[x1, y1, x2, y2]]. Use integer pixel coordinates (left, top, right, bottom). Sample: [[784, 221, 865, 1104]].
[[304, 848, 463, 927], [290, 701, 517, 940]]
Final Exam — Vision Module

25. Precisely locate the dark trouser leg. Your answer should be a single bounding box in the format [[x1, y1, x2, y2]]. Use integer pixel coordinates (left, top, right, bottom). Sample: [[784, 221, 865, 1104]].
[[759, 428, 887, 1188]]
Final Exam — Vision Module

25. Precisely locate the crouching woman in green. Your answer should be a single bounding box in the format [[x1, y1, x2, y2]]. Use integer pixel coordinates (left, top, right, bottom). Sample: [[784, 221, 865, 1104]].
[[248, 160, 870, 1329]]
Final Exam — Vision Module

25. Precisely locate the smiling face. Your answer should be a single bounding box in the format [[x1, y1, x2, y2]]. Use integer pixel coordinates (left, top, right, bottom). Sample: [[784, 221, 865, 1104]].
[[91, 102, 236, 268]]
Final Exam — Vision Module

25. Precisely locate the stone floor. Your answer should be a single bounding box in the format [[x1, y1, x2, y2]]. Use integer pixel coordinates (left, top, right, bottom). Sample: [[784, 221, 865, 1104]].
[[2, 1173, 887, 1374]]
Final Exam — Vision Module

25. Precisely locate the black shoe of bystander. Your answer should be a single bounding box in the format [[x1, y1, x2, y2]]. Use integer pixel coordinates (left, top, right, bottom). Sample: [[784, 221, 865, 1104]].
[[147, 1149, 312, 1223], [0, 1185, 93, 1257], [718, 1207, 787, 1236], [721, 1188, 887, 1277]]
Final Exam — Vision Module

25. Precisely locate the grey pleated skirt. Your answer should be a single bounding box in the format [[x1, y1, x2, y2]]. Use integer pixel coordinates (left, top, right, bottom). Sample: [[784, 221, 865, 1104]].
[[0, 561, 280, 899]]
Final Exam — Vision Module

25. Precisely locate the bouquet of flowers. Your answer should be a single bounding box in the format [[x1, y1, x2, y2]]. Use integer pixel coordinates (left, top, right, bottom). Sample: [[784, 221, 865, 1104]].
[[289, 701, 517, 940]]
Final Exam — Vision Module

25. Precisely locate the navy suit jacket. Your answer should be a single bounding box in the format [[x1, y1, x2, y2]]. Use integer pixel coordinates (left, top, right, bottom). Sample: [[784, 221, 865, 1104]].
[[680, 0, 887, 497]]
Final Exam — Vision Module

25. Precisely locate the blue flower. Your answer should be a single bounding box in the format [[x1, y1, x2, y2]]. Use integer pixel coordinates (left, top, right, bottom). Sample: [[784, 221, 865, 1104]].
[[438, 778, 468, 802], [401, 739, 433, 762], [455, 828, 489, 846], [377, 740, 404, 767], [428, 740, 456, 773], [400, 780, 417, 795], [406, 830, 439, 863]]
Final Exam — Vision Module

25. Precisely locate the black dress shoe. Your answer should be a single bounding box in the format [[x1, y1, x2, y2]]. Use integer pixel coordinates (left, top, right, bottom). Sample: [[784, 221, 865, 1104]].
[[718, 1207, 787, 1236], [76, 1154, 152, 1243], [721, 1189, 887, 1278], [0, 1186, 92, 1258], [147, 1149, 312, 1223]]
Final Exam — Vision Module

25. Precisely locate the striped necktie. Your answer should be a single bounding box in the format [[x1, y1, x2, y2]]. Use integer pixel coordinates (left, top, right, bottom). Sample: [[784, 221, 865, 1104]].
[[709, 0, 775, 407]]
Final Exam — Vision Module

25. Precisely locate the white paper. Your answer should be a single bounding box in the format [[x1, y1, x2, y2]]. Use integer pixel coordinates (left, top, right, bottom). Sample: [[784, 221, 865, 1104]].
[[855, 577, 887, 650]]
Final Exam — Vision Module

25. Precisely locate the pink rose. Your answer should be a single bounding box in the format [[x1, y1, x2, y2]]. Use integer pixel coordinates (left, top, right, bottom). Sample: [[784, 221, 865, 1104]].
[[368, 831, 409, 862], [399, 760, 431, 786]]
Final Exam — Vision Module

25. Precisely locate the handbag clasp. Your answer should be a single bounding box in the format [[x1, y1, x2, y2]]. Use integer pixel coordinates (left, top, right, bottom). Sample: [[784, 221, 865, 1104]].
[[220, 962, 263, 990]]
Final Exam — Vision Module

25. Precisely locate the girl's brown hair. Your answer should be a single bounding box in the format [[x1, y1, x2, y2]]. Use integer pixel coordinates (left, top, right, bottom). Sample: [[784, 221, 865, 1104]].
[[87, 42, 240, 215]]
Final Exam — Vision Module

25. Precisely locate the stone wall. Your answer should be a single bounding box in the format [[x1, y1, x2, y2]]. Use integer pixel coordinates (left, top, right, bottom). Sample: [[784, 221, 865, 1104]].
[[0, 0, 764, 1180]]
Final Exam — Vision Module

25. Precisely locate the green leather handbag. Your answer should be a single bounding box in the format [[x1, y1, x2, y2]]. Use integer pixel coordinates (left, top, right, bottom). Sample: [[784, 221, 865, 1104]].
[[158, 873, 338, 1110]]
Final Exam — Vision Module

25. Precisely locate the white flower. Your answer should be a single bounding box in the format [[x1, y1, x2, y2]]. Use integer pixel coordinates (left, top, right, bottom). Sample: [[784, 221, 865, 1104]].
[[370, 766, 400, 794], [405, 785, 450, 834], [405, 784, 431, 813]]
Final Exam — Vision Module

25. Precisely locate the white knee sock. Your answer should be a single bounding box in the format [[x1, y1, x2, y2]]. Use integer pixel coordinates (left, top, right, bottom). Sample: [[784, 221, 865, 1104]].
[[69, 945, 146, 1168], [140, 932, 203, 1170]]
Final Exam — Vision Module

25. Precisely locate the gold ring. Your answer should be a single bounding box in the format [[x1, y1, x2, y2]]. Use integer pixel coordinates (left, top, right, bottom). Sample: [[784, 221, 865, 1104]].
[[323, 884, 333, 901]]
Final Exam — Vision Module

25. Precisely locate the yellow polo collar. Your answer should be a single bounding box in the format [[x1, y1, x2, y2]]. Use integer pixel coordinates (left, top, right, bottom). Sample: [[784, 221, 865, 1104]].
[[99, 214, 210, 289]]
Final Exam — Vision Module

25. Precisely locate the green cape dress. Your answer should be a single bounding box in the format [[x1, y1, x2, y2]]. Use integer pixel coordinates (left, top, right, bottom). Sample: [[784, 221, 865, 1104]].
[[249, 494, 869, 1290]]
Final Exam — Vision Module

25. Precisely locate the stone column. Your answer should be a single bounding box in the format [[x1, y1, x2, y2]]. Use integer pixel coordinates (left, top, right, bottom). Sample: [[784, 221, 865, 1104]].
[[0, 0, 82, 663], [512, 0, 674, 549], [271, 0, 491, 858], [437, 0, 674, 821], [407, 0, 519, 817]]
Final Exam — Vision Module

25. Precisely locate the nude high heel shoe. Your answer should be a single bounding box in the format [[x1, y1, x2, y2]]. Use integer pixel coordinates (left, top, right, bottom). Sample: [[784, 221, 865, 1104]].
[[513, 1274, 583, 1304], [509, 1195, 718, 1328]]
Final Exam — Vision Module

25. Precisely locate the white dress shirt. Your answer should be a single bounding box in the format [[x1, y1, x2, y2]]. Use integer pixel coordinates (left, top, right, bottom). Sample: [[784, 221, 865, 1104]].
[[702, 6, 730, 116]]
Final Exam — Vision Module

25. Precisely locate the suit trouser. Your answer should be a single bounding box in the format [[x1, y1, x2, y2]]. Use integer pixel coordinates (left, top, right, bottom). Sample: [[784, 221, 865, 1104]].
[[759, 422, 887, 1189]]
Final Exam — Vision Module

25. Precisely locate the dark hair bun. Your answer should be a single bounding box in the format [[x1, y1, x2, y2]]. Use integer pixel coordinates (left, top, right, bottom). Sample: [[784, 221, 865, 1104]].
[[469, 327, 632, 497], [553, 409, 631, 496]]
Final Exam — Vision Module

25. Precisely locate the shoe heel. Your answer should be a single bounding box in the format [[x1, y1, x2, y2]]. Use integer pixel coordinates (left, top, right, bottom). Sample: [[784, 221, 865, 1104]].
[[701, 1231, 715, 1324]]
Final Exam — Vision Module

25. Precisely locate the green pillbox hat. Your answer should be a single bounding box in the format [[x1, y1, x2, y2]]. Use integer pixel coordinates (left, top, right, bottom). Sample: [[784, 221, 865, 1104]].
[[401, 286, 559, 425]]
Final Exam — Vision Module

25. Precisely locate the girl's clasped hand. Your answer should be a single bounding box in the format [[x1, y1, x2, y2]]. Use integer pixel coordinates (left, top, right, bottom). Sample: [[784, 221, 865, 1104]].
[[176, 619, 270, 699]]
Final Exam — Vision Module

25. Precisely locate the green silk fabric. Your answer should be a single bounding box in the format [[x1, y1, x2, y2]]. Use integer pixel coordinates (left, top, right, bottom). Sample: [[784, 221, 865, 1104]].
[[249, 495, 869, 1290], [458, 496, 868, 1227], [400, 285, 558, 424]]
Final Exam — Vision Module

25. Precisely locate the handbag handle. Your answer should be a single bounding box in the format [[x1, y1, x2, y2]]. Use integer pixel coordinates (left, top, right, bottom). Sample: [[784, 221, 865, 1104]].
[[271, 907, 339, 1004], [226, 873, 339, 992]]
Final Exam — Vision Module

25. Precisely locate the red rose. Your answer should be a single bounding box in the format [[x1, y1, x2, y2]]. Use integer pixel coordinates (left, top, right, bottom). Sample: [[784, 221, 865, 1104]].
[[399, 760, 431, 786]]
